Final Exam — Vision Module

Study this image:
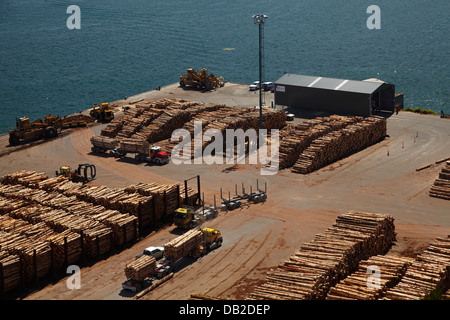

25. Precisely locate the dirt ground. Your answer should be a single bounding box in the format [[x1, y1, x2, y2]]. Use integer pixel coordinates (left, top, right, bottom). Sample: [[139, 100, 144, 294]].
[[0, 83, 449, 300]]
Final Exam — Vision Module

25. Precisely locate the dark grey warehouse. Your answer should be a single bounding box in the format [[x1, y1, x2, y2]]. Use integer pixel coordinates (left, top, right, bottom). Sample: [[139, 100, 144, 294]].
[[274, 73, 396, 117]]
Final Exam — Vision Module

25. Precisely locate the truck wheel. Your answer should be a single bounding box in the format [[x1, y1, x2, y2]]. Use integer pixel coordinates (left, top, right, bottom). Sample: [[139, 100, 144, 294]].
[[9, 135, 20, 146], [45, 127, 57, 138]]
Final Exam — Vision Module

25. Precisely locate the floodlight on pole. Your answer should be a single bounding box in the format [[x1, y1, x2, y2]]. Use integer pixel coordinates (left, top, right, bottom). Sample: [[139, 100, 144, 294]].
[[252, 14, 268, 130]]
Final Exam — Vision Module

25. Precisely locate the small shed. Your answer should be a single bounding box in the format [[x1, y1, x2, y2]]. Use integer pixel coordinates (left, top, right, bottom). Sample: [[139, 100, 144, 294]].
[[274, 73, 395, 117]]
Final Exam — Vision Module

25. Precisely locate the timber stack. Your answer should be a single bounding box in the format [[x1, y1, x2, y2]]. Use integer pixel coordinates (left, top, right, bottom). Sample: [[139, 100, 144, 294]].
[[326, 255, 414, 300], [277, 115, 362, 169], [0, 251, 21, 294], [429, 161, 450, 200], [125, 255, 156, 281], [383, 236, 450, 300], [292, 116, 386, 174], [164, 228, 203, 260], [249, 211, 396, 300]]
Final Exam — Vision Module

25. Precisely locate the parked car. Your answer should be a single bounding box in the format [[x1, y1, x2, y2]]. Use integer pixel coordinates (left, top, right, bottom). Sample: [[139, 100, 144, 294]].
[[249, 81, 260, 91], [135, 246, 164, 260], [263, 82, 274, 91]]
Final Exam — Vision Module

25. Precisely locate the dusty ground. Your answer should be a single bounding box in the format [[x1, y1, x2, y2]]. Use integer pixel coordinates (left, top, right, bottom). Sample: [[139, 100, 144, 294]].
[[0, 83, 449, 300]]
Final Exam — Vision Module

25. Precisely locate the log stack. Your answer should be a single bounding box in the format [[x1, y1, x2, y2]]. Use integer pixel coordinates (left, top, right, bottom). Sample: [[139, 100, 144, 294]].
[[124, 255, 156, 281], [90, 136, 118, 150], [383, 236, 450, 300], [249, 211, 396, 300], [0, 231, 52, 283], [164, 228, 203, 260], [292, 116, 386, 174], [0, 251, 21, 293], [429, 161, 450, 200], [326, 255, 414, 300], [139, 109, 192, 144]]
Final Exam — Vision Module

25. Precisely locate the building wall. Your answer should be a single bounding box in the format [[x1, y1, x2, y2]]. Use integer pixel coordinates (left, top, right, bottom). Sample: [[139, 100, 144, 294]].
[[275, 85, 372, 117]]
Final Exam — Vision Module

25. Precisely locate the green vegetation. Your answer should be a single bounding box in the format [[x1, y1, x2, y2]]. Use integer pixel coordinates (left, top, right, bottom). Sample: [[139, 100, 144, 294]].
[[404, 107, 438, 115]]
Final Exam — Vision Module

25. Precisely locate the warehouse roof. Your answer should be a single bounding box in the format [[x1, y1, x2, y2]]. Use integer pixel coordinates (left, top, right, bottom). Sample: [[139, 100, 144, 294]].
[[275, 73, 385, 94]]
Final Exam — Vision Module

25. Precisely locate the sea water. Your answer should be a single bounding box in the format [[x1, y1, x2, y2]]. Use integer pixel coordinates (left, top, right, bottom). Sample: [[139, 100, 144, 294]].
[[0, 0, 448, 134]]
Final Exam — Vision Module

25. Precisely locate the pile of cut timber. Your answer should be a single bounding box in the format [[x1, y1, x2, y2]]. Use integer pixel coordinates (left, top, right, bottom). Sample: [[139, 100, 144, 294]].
[[383, 236, 450, 300], [125, 255, 156, 281], [277, 115, 362, 169], [429, 161, 450, 200], [90, 136, 118, 150], [292, 116, 386, 174], [0, 251, 21, 293], [326, 255, 414, 300], [118, 139, 149, 154], [0, 231, 52, 283], [249, 211, 396, 300], [164, 228, 203, 260]]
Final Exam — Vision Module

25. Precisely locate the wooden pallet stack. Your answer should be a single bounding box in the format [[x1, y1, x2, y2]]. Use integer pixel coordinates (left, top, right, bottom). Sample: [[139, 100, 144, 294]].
[[429, 161, 450, 200], [326, 255, 414, 300], [124, 255, 156, 281], [249, 211, 396, 300], [164, 228, 203, 260], [292, 116, 386, 174], [383, 236, 450, 300]]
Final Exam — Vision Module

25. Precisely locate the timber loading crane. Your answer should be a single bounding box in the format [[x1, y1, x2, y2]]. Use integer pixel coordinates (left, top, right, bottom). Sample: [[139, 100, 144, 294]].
[[9, 115, 62, 146], [55, 164, 96, 183], [179, 68, 225, 91], [90, 103, 114, 123]]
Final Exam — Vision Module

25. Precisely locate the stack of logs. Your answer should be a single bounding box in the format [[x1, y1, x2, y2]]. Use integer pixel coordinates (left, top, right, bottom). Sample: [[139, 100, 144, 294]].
[[383, 236, 450, 300], [277, 115, 362, 169], [0, 169, 201, 294], [326, 255, 414, 300], [0, 251, 21, 294], [429, 161, 450, 200], [164, 228, 203, 260], [98, 99, 286, 161], [124, 255, 156, 281], [292, 116, 387, 174], [249, 211, 396, 300]]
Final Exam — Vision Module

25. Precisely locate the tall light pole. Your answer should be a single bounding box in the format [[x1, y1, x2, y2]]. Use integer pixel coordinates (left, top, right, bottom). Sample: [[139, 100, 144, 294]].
[[252, 14, 268, 130]]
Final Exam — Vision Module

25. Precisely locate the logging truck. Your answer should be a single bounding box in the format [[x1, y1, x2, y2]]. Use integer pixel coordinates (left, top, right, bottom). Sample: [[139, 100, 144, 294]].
[[110, 140, 170, 165], [122, 228, 222, 292]]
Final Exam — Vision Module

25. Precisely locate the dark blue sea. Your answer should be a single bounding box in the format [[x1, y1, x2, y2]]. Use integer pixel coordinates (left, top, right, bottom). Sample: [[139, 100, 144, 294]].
[[0, 0, 449, 134]]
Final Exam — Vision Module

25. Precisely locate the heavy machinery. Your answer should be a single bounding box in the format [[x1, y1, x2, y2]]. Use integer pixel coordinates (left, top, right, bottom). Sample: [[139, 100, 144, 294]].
[[173, 205, 218, 229], [179, 68, 225, 91], [90, 102, 114, 122], [122, 228, 222, 292], [9, 115, 62, 146], [158, 227, 223, 276], [110, 140, 170, 165], [55, 163, 96, 183]]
